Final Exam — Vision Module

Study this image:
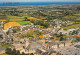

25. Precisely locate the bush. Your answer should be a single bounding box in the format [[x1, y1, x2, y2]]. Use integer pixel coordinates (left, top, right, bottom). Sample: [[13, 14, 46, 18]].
[[59, 37, 64, 41], [5, 48, 34, 55], [6, 48, 20, 55]]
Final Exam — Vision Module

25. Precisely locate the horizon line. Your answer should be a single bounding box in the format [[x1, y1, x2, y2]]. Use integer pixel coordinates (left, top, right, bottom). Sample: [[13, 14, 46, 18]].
[[0, 1, 80, 3]]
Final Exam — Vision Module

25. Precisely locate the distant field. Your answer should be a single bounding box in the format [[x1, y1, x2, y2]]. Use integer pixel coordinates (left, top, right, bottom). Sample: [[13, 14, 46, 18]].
[[6, 15, 25, 21], [28, 17, 41, 21], [76, 17, 80, 21], [9, 19, 25, 21], [62, 15, 80, 23], [6, 15, 21, 19], [23, 15, 30, 17], [0, 15, 8, 20], [64, 24, 80, 30], [17, 21, 31, 25], [62, 16, 77, 19], [74, 14, 80, 16]]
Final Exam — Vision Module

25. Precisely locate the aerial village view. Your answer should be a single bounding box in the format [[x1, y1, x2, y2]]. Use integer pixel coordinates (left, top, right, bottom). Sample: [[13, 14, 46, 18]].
[[0, 0, 80, 55]]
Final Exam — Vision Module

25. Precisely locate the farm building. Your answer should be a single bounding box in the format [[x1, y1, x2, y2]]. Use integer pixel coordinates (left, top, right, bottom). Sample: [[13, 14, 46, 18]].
[[4, 22, 21, 30]]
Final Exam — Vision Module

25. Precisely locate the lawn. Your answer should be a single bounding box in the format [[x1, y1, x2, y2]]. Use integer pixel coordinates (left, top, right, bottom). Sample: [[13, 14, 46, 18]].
[[17, 21, 31, 25]]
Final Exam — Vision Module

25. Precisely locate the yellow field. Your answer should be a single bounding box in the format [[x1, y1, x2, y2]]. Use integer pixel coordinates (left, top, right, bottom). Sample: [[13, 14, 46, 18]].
[[39, 35, 44, 38], [40, 17, 47, 19], [76, 17, 80, 21], [4, 22, 21, 30], [0, 20, 6, 22], [7, 15, 21, 19], [28, 17, 41, 21], [9, 19, 25, 21]]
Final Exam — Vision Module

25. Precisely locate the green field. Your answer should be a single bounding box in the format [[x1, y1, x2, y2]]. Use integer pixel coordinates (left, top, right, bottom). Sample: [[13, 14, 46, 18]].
[[74, 14, 80, 16], [64, 24, 80, 30], [17, 21, 31, 25], [0, 43, 12, 48], [0, 53, 8, 55], [35, 25, 44, 28], [6, 15, 21, 19]]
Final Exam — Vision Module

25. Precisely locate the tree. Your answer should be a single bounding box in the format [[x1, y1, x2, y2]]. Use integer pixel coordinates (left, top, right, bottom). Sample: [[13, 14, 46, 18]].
[[30, 53, 34, 55], [6, 31, 9, 35], [16, 50, 20, 55], [60, 32, 63, 36], [12, 48, 17, 55], [13, 29, 17, 33], [31, 20, 49, 28], [22, 52, 25, 55], [5, 48, 33, 55], [24, 17, 27, 21], [6, 48, 19, 55], [50, 37, 54, 39], [11, 39, 13, 42], [0, 34, 3, 39], [6, 48, 12, 55], [59, 37, 64, 41]]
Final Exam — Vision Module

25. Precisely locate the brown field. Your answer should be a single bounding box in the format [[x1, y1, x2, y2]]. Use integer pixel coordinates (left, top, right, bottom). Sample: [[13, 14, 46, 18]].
[[9, 19, 25, 21], [28, 17, 41, 21]]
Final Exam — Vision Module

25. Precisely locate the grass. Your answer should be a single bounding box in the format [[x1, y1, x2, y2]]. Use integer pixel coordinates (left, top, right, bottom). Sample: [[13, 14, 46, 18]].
[[63, 24, 80, 30], [76, 17, 80, 21], [35, 25, 44, 28], [62, 16, 77, 19], [17, 21, 31, 25], [22, 15, 31, 17], [74, 14, 80, 16], [0, 43, 12, 48], [62, 15, 80, 22], [6, 15, 25, 22], [0, 53, 8, 55]]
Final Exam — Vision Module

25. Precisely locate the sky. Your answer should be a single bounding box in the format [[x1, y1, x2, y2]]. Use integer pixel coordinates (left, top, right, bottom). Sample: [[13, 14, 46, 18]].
[[0, 0, 80, 2]]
